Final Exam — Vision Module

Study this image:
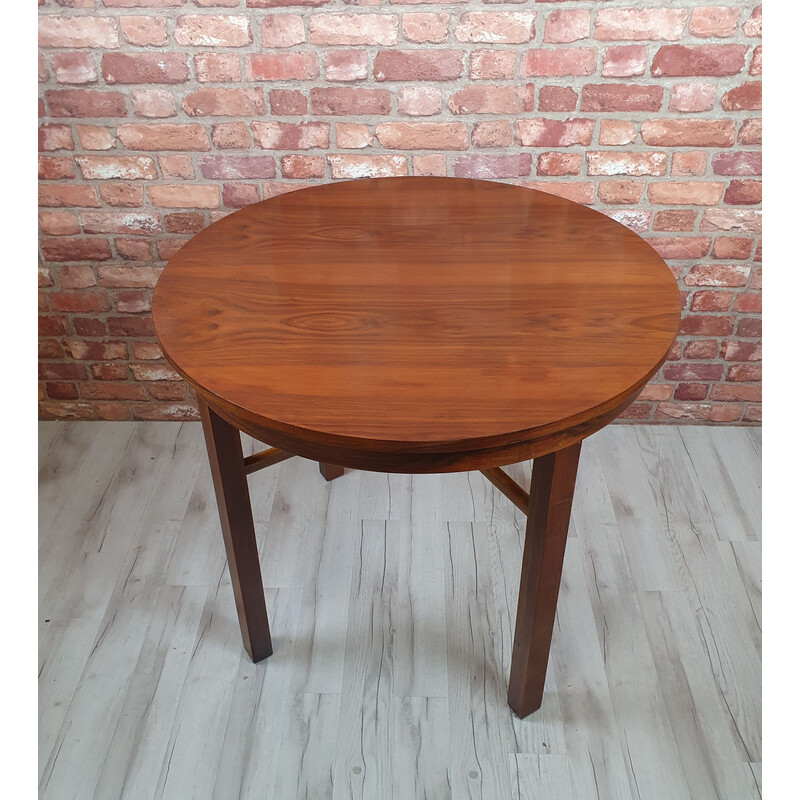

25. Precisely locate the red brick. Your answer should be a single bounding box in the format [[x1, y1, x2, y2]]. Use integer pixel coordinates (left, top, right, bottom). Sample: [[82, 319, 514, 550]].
[[683, 340, 719, 360], [324, 50, 369, 82], [721, 340, 761, 362], [375, 122, 468, 150], [750, 45, 762, 75], [601, 45, 647, 77], [398, 87, 442, 116], [76, 125, 115, 150], [38, 52, 49, 82], [246, 0, 330, 5], [39, 362, 89, 381], [98, 266, 162, 287], [328, 154, 407, 179], [663, 363, 724, 382], [310, 87, 391, 116], [523, 48, 596, 77], [76, 155, 157, 180], [652, 210, 697, 232], [281, 155, 325, 179], [194, 53, 240, 82], [521, 182, 594, 204], [651, 45, 748, 77], [736, 318, 761, 338], [649, 237, 711, 259], [98, 182, 143, 207], [619, 403, 652, 420], [102, 53, 188, 84], [182, 88, 265, 117], [116, 238, 154, 261], [587, 151, 666, 177], [594, 8, 687, 41], [515, 118, 593, 147], [63, 339, 127, 361], [81, 211, 160, 235], [743, 404, 762, 423], [246, 53, 319, 81], [721, 82, 761, 111], [468, 50, 516, 80], [39, 124, 73, 152], [107, 316, 154, 338], [597, 180, 645, 204], [148, 185, 220, 208], [252, 121, 329, 149], [710, 384, 761, 402], [81, 384, 146, 403], [39, 211, 80, 237], [638, 384, 672, 402], [174, 15, 252, 47], [689, 290, 733, 311], [39, 16, 119, 48], [164, 213, 205, 234], [453, 154, 532, 180], [262, 14, 306, 47], [101, 0, 188, 6], [45, 89, 127, 118], [269, 90, 308, 115], [684, 264, 749, 286], [50, 290, 111, 313], [724, 180, 761, 206], [130, 363, 181, 382], [90, 362, 127, 382], [120, 15, 168, 46], [449, 85, 527, 115], [402, 13, 449, 44], [45, 382, 80, 400], [51, 53, 97, 85], [40, 316, 69, 337], [742, 6, 762, 36], [582, 84, 663, 113], [374, 50, 463, 81], [668, 83, 716, 112], [472, 121, 511, 148], [131, 342, 163, 361], [159, 155, 194, 179], [674, 383, 709, 401], [198, 155, 276, 179], [690, 7, 741, 38], [672, 151, 707, 176], [117, 124, 210, 151], [738, 119, 761, 145], [641, 119, 736, 147], [131, 89, 176, 118], [114, 289, 153, 314], [39, 157, 74, 180], [598, 120, 636, 146], [537, 152, 580, 177], [147, 383, 187, 402], [727, 364, 761, 382], [310, 13, 398, 45], [733, 292, 761, 313], [41, 239, 113, 262], [604, 209, 651, 233], [39, 185, 101, 208], [648, 182, 724, 206], [537, 86, 578, 112], [59, 265, 97, 289], [544, 9, 589, 43], [222, 184, 260, 208], [712, 237, 752, 259], [455, 11, 535, 44], [700, 209, 761, 232], [131, 403, 199, 422], [335, 123, 372, 149], [211, 122, 251, 149]]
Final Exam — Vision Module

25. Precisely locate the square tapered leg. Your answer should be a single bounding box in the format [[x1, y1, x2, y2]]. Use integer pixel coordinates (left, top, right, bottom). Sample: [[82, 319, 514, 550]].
[[199, 399, 272, 662], [507, 442, 582, 718]]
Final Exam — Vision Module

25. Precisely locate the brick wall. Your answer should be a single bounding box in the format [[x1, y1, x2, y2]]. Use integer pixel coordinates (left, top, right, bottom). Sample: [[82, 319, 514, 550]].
[[38, 1, 762, 424]]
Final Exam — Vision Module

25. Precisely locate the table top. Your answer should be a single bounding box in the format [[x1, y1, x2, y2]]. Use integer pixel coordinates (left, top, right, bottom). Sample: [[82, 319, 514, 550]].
[[153, 177, 680, 471]]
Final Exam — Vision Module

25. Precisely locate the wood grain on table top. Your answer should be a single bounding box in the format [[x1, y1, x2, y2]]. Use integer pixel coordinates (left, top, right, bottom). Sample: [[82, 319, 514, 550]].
[[153, 177, 680, 457]]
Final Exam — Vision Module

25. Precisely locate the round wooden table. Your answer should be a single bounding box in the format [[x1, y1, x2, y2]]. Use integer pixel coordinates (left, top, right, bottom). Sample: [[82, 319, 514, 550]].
[[153, 177, 680, 718]]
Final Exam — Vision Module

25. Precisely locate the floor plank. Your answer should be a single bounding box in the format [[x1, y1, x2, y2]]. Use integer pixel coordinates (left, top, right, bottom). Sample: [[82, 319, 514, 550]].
[[39, 422, 761, 799]]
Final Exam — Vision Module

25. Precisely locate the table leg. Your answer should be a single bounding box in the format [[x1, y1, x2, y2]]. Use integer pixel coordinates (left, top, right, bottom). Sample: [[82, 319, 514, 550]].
[[318, 462, 344, 481], [507, 442, 582, 718], [199, 399, 273, 662]]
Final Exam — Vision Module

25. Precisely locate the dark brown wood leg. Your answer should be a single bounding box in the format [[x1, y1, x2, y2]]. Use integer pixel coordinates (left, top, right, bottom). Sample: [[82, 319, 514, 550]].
[[507, 442, 582, 718], [199, 399, 273, 663], [318, 462, 344, 481]]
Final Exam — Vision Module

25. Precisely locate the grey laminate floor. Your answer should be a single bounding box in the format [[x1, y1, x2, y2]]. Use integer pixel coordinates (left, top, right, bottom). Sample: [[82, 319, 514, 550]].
[[38, 422, 761, 800]]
